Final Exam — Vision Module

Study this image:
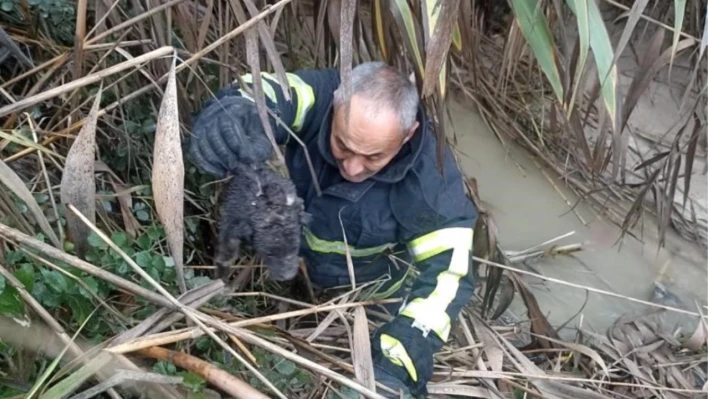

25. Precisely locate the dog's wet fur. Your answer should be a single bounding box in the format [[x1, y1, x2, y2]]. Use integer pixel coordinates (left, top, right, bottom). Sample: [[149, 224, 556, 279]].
[[215, 163, 311, 282]]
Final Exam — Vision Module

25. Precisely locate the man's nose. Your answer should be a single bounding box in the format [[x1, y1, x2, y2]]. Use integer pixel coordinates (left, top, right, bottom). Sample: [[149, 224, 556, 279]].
[[343, 157, 365, 176]]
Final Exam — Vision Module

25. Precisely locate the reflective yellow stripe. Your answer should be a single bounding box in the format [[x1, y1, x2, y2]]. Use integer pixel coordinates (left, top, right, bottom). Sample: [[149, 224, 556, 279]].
[[407, 227, 473, 262], [402, 227, 473, 341], [304, 227, 396, 257], [284, 72, 315, 131], [240, 73, 278, 103], [235, 72, 314, 132], [380, 334, 418, 382]]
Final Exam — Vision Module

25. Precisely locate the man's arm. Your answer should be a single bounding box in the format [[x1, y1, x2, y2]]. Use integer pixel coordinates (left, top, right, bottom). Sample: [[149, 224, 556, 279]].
[[372, 148, 478, 397], [189, 68, 340, 176], [203, 68, 340, 144]]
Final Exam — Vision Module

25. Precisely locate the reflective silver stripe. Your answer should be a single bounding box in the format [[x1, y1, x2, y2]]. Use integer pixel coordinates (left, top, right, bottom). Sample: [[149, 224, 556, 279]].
[[407, 227, 473, 262], [401, 227, 473, 341]]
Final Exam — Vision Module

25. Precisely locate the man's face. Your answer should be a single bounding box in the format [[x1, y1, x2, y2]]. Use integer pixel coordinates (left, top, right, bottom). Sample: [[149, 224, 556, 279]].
[[330, 95, 418, 183]]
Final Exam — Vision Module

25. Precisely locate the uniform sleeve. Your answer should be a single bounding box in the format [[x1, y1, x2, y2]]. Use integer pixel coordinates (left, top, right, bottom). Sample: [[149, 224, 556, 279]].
[[206, 68, 341, 144], [372, 147, 478, 396]]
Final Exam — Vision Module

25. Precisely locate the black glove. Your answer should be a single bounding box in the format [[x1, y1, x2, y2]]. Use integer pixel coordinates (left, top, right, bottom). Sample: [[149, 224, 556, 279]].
[[188, 92, 274, 177], [371, 316, 439, 398], [374, 364, 415, 398]]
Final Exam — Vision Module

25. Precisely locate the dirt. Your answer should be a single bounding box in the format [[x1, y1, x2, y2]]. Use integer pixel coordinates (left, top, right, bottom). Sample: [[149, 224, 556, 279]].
[[446, 98, 707, 340]]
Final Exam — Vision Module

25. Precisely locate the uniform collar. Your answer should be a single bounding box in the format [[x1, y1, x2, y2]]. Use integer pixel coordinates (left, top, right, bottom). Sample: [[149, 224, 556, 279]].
[[317, 102, 427, 192]]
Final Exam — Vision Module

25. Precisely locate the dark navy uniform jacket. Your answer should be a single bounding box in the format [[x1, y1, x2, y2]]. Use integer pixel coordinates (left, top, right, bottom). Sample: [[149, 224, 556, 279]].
[[208, 68, 478, 395]]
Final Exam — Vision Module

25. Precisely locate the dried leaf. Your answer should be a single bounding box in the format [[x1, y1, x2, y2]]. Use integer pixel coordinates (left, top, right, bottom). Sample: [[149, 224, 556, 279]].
[[151, 56, 186, 294], [606, 0, 650, 76], [683, 114, 700, 208], [0, 160, 60, 248], [421, 0, 459, 98], [242, 0, 291, 101], [529, 332, 610, 377], [623, 35, 695, 132], [388, 0, 426, 82], [339, 0, 357, 127], [60, 89, 101, 257], [683, 319, 707, 351], [352, 306, 375, 392], [508, 273, 561, 348], [701, 2, 708, 61], [564, 0, 589, 111], [670, 0, 688, 75], [229, 0, 286, 168]]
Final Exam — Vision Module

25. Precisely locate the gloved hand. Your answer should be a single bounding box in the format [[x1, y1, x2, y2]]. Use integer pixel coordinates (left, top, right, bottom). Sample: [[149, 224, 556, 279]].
[[371, 316, 438, 398], [188, 92, 274, 177], [374, 364, 414, 398]]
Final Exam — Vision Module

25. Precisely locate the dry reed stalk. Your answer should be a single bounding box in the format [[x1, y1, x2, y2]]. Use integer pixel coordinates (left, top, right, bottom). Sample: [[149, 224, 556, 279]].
[[136, 346, 268, 399], [107, 298, 400, 354], [85, 0, 189, 45], [0, 46, 174, 118]]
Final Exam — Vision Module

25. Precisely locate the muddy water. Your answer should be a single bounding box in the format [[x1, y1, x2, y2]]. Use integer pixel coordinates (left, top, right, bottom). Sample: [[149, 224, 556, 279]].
[[446, 99, 707, 339]]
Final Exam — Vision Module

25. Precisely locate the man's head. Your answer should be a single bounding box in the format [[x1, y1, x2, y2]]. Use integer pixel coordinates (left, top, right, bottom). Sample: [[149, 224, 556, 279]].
[[331, 62, 420, 183]]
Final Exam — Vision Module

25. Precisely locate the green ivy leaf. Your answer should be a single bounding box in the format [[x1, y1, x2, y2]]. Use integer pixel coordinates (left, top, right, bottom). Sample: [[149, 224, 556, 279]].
[[13, 264, 34, 292], [147, 225, 164, 240], [274, 359, 297, 376], [154, 360, 177, 375], [0, 275, 5, 295], [116, 262, 129, 275], [79, 276, 99, 299], [137, 234, 152, 250], [67, 295, 92, 325], [136, 210, 149, 222], [111, 231, 129, 248], [87, 231, 108, 250], [135, 252, 152, 268], [179, 371, 206, 392], [40, 269, 69, 293], [0, 286, 23, 316], [33, 282, 61, 308], [151, 255, 166, 272], [5, 251, 24, 266]]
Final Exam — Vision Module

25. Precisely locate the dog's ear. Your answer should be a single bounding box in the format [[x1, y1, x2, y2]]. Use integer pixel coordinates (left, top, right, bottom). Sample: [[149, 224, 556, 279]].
[[299, 211, 313, 226]]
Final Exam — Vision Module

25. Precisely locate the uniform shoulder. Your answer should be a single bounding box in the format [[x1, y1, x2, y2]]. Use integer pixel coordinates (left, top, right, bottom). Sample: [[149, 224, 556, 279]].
[[391, 127, 477, 240]]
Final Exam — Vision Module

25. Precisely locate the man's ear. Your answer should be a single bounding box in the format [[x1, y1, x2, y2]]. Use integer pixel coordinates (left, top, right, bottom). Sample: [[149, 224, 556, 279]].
[[402, 121, 419, 144]]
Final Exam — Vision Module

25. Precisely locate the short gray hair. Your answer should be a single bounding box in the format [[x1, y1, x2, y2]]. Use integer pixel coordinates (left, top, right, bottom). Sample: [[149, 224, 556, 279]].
[[333, 62, 419, 134]]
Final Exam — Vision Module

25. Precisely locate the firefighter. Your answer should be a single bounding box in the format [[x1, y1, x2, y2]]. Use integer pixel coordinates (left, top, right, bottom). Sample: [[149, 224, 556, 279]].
[[189, 62, 478, 398]]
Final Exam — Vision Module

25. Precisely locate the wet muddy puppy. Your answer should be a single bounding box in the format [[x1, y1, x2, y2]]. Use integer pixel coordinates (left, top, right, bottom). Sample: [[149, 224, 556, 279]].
[[214, 163, 311, 282]]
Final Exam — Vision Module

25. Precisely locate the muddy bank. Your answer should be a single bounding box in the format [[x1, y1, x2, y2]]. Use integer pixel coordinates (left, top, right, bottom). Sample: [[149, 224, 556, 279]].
[[446, 98, 707, 339]]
